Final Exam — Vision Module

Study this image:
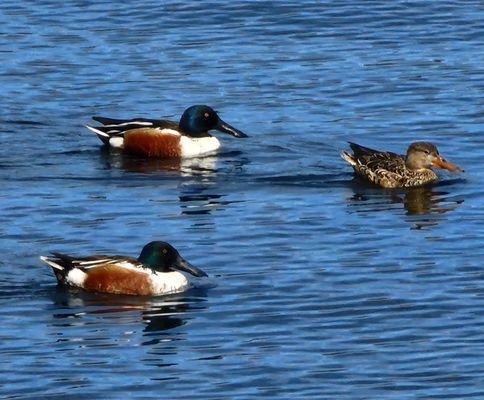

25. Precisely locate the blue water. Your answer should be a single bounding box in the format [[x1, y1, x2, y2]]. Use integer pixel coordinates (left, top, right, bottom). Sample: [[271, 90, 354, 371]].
[[1, 1, 484, 399]]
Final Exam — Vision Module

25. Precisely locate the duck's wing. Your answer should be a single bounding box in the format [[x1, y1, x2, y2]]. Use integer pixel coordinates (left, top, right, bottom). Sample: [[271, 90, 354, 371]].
[[92, 117, 178, 131], [86, 117, 179, 144], [341, 142, 407, 187], [345, 142, 405, 172], [41, 253, 142, 272], [360, 151, 406, 174]]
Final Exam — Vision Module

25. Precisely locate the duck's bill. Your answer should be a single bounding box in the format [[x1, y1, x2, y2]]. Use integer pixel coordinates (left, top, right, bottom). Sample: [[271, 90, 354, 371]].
[[215, 119, 248, 138], [432, 156, 464, 173], [173, 257, 208, 277]]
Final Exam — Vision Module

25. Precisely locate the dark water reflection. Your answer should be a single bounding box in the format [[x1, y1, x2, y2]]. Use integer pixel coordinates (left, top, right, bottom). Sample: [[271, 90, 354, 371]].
[[99, 148, 220, 176], [51, 287, 207, 337], [347, 181, 465, 229]]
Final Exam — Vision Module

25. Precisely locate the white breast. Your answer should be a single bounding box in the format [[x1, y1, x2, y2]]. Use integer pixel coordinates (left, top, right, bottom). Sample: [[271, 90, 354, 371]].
[[150, 271, 190, 295], [66, 268, 87, 287], [109, 137, 125, 149], [179, 136, 221, 158]]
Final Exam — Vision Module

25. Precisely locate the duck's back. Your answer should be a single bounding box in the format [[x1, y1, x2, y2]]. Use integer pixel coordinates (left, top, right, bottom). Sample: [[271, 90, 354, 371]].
[[92, 116, 179, 134]]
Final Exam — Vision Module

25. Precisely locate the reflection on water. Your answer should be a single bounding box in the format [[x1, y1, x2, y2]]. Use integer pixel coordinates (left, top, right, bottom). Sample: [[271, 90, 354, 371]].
[[43, 287, 209, 385], [347, 181, 464, 229], [99, 148, 219, 177], [51, 286, 207, 337], [178, 193, 243, 215], [402, 187, 461, 215], [96, 148, 249, 217]]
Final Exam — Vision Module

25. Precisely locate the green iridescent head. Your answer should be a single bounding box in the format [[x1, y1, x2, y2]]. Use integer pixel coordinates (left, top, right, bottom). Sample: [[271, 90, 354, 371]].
[[178, 105, 248, 138], [138, 241, 207, 277]]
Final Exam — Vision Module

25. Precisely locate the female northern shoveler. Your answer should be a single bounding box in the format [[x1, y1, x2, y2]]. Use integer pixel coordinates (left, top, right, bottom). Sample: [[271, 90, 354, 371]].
[[40, 241, 207, 296], [341, 142, 463, 188], [85, 105, 248, 158]]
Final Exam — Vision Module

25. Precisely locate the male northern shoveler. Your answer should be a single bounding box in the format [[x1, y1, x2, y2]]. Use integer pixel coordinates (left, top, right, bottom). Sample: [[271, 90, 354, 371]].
[[85, 105, 248, 158], [341, 142, 463, 188], [40, 241, 207, 296]]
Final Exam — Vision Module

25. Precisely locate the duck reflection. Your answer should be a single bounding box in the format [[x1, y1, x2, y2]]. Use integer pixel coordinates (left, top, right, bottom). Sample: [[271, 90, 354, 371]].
[[99, 147, 218, 176], [98, 148, 249, 216], [51, 286, 208, 335], [347, 180, 463, 229], [178, 192, 244, 216], [401, 186, 452, 216]]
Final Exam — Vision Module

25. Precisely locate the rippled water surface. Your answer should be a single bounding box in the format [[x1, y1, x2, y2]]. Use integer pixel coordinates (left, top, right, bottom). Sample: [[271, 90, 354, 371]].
[[1, 1, 484, 399]]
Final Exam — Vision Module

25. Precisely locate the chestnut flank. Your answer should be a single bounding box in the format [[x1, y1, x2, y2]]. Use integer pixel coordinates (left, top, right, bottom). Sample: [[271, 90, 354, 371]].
[[125, 129, 182, 157], [83, 265, 154, 295]]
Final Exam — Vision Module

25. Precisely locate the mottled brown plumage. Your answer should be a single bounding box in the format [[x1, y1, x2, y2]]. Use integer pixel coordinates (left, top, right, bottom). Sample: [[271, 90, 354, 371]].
[[341, 142, 463, 188]]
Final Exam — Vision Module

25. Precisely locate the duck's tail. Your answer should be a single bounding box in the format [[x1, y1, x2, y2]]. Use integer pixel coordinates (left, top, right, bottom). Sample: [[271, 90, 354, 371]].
[[342, 142, 381, 166], [40, 254, 72, 283], [84, 124, 111, 145], [340, 150, 357, 167]]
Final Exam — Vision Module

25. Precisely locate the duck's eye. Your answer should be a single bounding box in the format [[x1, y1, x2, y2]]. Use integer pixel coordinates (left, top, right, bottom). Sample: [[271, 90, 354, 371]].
[[204, 112, 210, 118], [423, 150, 430, 154], [162, 249, 168, 254]]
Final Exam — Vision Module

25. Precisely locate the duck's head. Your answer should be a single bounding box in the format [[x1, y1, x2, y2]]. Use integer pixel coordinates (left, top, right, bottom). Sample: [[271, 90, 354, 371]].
[[405, 142, 463, 172], [179, 105, 248, 138], [138, 241, 208, 277]]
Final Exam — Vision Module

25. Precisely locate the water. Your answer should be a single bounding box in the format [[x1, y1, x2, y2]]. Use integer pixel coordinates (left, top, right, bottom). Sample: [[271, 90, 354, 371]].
[[1, 1, 483, 398]]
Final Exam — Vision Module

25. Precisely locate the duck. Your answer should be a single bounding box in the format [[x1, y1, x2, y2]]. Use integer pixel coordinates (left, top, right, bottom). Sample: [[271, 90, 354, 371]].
[[85, 105, 248, 158], [40, 241, 208, 296], [341, 141, 463, 188]]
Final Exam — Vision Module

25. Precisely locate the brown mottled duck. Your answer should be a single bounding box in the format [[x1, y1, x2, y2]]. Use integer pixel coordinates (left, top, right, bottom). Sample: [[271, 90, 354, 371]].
[[341, 142, 463, 188]]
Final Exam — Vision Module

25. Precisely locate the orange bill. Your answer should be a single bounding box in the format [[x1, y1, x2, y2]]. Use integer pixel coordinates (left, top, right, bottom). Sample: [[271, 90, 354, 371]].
[[432, 156, 464, 173]]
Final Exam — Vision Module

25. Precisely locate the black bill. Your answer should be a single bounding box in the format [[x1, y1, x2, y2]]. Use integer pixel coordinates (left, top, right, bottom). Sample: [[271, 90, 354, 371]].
[[215, 118, 248, 138], [173, 256, 208, 277]]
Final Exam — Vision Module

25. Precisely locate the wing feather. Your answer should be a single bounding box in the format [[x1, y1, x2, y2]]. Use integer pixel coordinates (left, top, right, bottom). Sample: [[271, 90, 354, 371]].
[[47, 253, 141, 271], [342, 143, 408, 188]]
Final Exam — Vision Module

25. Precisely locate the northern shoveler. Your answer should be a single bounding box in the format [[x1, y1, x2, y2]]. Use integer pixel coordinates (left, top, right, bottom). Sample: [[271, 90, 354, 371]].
[[341, 142, 463, 188], [85, 105, 248, 158], [40, 241, 207, 296]]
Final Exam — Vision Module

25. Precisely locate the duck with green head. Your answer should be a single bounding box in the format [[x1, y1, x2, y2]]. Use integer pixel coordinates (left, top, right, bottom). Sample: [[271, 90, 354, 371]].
[[40, 241, 207, 296], [86, 105, 248, 158]]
